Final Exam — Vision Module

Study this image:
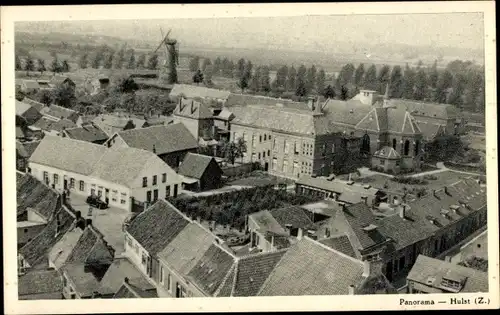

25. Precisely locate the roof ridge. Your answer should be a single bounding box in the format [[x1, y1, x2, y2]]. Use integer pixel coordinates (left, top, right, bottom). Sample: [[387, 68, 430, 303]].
[[238, 247, 288, 260], [303, 236, 364, 265], [213, 261, 237, 297], [255, 247, 289, 296], [230, 260, 239, 296]]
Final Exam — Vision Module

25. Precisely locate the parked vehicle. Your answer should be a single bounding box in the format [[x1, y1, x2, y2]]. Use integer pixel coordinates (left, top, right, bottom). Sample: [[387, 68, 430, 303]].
[[86, 195, 108, 209]]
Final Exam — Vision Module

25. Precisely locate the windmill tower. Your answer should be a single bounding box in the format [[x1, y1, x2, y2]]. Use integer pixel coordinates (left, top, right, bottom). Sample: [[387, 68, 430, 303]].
[[153, 28, 179, 85]]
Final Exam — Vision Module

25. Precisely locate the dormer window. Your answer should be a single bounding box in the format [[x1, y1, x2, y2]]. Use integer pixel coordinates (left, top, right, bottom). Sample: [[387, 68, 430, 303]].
[[440, 271, 467, 292]]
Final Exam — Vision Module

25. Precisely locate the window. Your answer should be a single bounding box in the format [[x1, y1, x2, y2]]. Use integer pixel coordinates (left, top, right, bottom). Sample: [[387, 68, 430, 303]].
[[98, 190, 102, 197], [404, 140, 410, 156], [79, 180, 85, 191], [147, 191, 152, 202], [294, 142, 299, 154], [53, 174, 59, 185], [273, 138, 278, 151], [293, 161, 299, 175], [70, 178, 75, 189], [269, 135, 271, 140], [173, 184, 178, 197], [252, 135, 257, 148], [162, 173, 167, 183], [263, 151, 266, 158], [283, 160, 288, 173], [166, 186, 171, 197], [176, 283, 187, 298], [415, 140, 420, 155], [153, 175, 157, 186], [153, 189, 158, 201], [272, 158, 277, 171], [160, 266, 165, 284], [284, 140, 289, 154], [141, 253, 148, 267], [392, 138, 397, 150], [142, 177, 148, 187], [264, 134, 267, 141], [259, 135, 262, 142], [167, 274, 172, 292], [258, 153, 261, 159], [267, 150, 270, 156]]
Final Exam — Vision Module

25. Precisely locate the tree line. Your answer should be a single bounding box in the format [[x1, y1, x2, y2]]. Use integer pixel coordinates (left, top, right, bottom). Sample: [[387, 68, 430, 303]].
[[188, 55, 485, 112], [76, 44, 160, 71], [16, 53, 71, 75]]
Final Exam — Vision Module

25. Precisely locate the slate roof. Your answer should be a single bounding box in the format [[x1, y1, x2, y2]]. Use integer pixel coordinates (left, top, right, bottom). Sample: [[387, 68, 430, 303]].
[[374, 146, 401, 159], [50, 76, 75, 86], [157, 223, 216, 276], [215, 108, 234, 120], [32, 117, 77, 133], [340, 203, 388, 250], [268, 206, 315, 230], [230, 250, 287, 297], [92, 114, 145, 131], [114, 123, 199, 155], [29, 135, 107, 175], [169, 84, 231, 100], [30, 136, 168, 188], [63, 125, 108, 143], [322, 98, 374, 126], [407, 255, 488, 293], [178, 153, 219, 179], [126, 200, 190, 255], [16, 126, 26, 139], [18, 268, 63, 297], [20, 140, 41, 157], [225, 93, 308, 110], [258, 237, 365, 296], [19, 207, 75, 268], [318, 235, 357, 258], [21, 98, 45, 111], [21, 80, 41, 89], [417, 122, 445, 141], [16, 172, 61, 220], [187, 243, 236, 296], [16, 100, 34, 116], [90, 147, 161, 188], [387, 99, 459, 120], [65, 226, 114, 266], [230, 105, 338, 136], [40, 105, 80, 123], [99, 257, 155, 296], [174, 98, 213, 119]]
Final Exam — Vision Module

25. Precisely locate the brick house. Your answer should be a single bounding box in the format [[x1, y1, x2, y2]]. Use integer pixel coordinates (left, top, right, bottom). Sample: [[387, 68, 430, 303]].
[[105, 123, 199, 170], [177, 153, 223, 191], [173, 98, 215, 141]]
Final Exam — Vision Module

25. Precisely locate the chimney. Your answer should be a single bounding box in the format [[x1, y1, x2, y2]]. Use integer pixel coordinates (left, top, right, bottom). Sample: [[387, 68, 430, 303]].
[[360, 196, 368, 205], [124, 277, 129, 284], [196, 216, 201, 223], [348, 284, 356, 295], [399, 205, 406, 219], [297, 228, 303, 240], [362, 258, 383, 278], [85, 219, 92, 227], [152, 144, 156, 154], [271, 235, 275, 250]]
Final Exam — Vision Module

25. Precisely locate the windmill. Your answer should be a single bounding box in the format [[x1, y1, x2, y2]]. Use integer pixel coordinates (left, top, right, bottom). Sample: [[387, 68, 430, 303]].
[[153, 27, 179, 84]]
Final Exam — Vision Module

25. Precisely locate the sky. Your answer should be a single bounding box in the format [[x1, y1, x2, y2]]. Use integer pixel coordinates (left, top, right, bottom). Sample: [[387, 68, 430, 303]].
[[18, 13, 484, 53]]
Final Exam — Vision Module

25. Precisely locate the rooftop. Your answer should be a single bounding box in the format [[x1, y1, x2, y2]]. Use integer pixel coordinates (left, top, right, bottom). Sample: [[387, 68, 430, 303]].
[[63, 125, 108, 143], [169, 83, 231, 101], [32, 117, 77, 133], [174, 98, 213, 119], [178, 153, 220, 180], [18, 268, 63, 298], [48, 226, 84, 270], [113, 123, 199, 155], [40, 104, 80, 123], [99, 257, 155, 296], [17, 172, 61, 221], [407, 255, 488, 293]]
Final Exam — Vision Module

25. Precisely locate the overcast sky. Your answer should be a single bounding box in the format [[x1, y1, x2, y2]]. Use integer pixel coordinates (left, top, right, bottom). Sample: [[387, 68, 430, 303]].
[[18, 13, 484, 52]]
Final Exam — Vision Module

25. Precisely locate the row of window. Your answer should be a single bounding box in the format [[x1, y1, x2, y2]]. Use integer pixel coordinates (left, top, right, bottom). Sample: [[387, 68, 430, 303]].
[[271, 158, 300, 174], [391, 139, 421, 156], [160, 266, 189, 298], [142, 173, 167, 188], [43, 171, 129, 204]]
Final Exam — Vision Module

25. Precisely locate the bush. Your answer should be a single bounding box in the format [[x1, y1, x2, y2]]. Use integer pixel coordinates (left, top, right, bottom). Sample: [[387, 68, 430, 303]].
[[391, 175, 428, 185], [423, 174, 438, 180]]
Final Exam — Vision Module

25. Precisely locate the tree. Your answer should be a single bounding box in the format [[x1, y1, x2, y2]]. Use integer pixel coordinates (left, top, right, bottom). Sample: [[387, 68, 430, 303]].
[[388, 65, 404, 98], [91, 51, 102, 69], [193, 70, 204, 85], [189, 56, 200, 72], [52, 84, 76, 108], [203, 64, 214, 86], [286, 66, 297, 92], [37, 58, 46, 74], [24, 56, 35, 75], [458, 256, 488, 272], [147, 54, 159, 70], [236, 58, 246, 79], [429, 60, 439, 88], [79, 54, 88, 69], [295, 65, 307, 96], [126, 53, 136, 69], [36, 89, 54, 106], [260, 66, 271, 92], [363, 64, 378, 90], [377, 65, 391, 94], [103, 53, 114, 69], [401, 64, 415, 99], [201, 58, 212, 73], [61, 60, 70, 73], [235, 137, 247, 163], [413, 68, 428, 101], [213, 57, 222, 76], [249, 67, 261, 92], [114, 48, 125, 69], [448, 74, 466, 108], [221, 139, 238, 165], [306, 65, 317, 94], [316, 69, 326, 95], [136, 53, 146, 69], [323, 84, 335, 99], [337, 63, 355, 88], [117, 77, 139, 93], [15, 55, 22, 71], [435, 70, 453, 103], [354, 63, 365, 87], [50, 56, 61, 74], [464, 72, 483, 112]]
